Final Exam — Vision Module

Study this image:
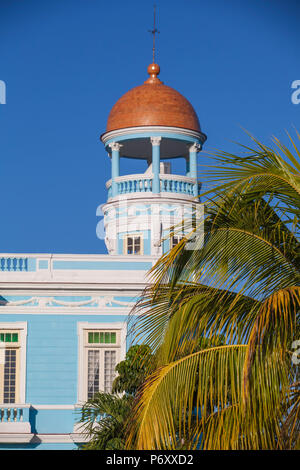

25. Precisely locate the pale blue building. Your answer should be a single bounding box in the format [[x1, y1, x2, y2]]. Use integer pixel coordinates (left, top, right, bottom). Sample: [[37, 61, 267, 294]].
[[0, 62, 206, 449]]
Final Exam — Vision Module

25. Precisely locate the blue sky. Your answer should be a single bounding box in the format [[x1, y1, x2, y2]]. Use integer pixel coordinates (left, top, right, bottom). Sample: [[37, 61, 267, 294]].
[[0, 0, 299, 254]]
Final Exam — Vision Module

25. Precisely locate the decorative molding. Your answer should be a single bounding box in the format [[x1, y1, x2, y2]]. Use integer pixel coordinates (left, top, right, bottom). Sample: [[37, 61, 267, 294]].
[[101, 126, 205, 144], [0, 296, 136, 309], [0, 308, 135, 316], [108, 142, 123, 152], [150, 136, 162, 146], [189, 143, 201, 153], [31, 404, 75, 410]]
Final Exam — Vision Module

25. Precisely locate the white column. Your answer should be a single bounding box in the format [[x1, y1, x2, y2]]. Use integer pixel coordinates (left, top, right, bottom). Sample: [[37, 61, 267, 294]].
[[109, 142, 122, 197], [189, 143, 201, 197], [151, 137, 162, 194]]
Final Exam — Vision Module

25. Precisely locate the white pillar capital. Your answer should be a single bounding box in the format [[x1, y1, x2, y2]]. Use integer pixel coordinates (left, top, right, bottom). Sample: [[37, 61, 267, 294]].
[[189, 143, 201, 153], [109, 142, 123, 152], [150, 136, 162, 146]]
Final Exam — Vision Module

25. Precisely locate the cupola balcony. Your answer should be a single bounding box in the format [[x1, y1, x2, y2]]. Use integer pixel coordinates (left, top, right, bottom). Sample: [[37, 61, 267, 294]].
[[105, 173, 201, 200]]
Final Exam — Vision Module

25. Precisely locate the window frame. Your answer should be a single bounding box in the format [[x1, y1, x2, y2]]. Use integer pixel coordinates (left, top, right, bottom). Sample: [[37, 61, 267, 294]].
[[0, 322, 27, 405], [171, 235, 183, 249], [77, 322, 127, 404], [124, 234, 144, 255]]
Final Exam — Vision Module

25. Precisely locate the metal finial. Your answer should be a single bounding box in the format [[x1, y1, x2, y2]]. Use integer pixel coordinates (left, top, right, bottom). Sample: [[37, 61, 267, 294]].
[[148, 4, 160, 63]]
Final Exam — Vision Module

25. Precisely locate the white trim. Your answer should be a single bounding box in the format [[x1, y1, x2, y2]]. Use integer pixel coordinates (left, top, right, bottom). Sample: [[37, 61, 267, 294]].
[[101, 126, 204, 144], [0, 422, 31, 434], [0, 307, 136, 316], [31, 434, 75, 444], [0, 282, 152, 290], [77, 322, 127, 404], [123, 234, 144, 256], [0, 288, 143, 297], [0, 433, 87, 444], [0, 433, 34, 443], [31, 404, 75, 410], [0, 253, 156, 260], [0, 296, 136, 309], [0, 322, 27, 404]]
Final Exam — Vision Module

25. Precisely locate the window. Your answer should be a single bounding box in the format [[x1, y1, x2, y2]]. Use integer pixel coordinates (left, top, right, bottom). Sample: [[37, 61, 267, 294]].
[[0, 326, 27, 404], [171, 235, 183, 248], [86, 330, 119, 398], [77, 323, 126, 403], [124, 235, 143, 255]]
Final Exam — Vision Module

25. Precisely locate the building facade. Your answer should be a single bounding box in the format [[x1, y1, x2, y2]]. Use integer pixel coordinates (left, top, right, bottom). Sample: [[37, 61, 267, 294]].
[[0, 62, 206, 449]]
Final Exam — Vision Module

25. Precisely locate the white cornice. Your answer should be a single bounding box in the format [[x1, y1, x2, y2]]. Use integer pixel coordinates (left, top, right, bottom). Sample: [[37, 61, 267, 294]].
[[0, 307, 137, 316], [0, 433, 34, 443], [101, 126, 204, 144], [0, 253, 157, 261], [0, 282, 152, 291], [31, 404, 75, 410]]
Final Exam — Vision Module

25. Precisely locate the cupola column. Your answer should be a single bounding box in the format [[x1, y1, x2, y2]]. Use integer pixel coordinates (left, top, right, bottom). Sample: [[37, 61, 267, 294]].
[[189, 143, 201, 197], [185, 157, 190, 177], [109, 142, 122, 197], [151, 136, 162, 194]]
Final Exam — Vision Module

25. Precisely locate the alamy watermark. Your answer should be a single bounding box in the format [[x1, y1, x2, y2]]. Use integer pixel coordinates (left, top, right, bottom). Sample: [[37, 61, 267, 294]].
[[292, 340, 300, 365], [0, 80, 6, 104], [96, 196, 204, 251], [291, 80, 300, 105]]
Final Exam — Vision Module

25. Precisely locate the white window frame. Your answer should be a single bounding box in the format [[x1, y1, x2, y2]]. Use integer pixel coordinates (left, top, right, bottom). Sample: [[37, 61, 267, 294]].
[[171, 234, 183, 248], [124, 234, 143, 255], [77, 322, 127, 404], [0, 322, 27, 404]]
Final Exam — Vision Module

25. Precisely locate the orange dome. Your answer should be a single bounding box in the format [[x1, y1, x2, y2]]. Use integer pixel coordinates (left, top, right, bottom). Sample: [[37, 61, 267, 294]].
[[106, 63, 201, 133]]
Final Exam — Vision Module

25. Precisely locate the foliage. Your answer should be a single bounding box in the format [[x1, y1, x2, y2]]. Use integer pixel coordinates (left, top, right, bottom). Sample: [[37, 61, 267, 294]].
[[79, 393, 134, 450], [126, 131, 300, 450], [112, 344, 155, 395], [78, 345, 155, 450]]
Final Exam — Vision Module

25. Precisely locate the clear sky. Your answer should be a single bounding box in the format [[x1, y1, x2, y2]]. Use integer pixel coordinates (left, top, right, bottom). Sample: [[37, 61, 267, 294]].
[[1, 0, 299, 254]]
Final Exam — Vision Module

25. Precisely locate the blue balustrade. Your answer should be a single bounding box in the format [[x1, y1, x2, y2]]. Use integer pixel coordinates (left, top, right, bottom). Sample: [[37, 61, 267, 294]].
[[107, 175, 198, 198], [0, 257, 28, 272], [0, 405, 30, 423]]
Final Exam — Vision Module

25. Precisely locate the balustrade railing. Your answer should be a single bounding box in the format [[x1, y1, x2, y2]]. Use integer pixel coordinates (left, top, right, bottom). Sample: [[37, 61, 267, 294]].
[[106, 174, 200, 198], [0, 257, 28, 271], [0, 405, 30, 423]]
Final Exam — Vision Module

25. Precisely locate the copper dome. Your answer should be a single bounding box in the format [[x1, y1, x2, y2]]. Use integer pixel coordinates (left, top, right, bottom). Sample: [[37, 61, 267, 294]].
[[106, 63, 201, 133]]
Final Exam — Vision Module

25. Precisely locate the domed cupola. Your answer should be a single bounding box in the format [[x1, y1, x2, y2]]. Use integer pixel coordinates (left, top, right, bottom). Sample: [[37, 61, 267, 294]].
[[105, 63, 201, 133], [100, 63, 207, 257]]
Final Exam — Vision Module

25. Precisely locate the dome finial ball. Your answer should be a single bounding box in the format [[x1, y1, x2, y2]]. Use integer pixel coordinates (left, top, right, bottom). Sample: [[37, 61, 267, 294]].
[[147, 63, 160, 76], [147, 63, 160, 82]]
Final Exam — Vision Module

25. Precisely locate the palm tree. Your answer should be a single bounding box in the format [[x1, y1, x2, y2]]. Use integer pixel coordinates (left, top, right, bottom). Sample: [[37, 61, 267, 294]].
[[126, 132, 300, 450], [78, 345, 155, 450], [79, 393, 133, 450]]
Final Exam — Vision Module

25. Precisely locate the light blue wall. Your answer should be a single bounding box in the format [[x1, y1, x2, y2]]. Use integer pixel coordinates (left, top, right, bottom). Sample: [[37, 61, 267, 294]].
[[0, 313, 131, 440], [30, 409, 76, 434], [52, 260, 152, 270], [0, 443, 78, 450]]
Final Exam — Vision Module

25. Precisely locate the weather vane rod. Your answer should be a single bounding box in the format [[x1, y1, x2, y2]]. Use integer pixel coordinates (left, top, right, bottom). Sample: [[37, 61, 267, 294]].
[[148, 4, 160, 63]]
